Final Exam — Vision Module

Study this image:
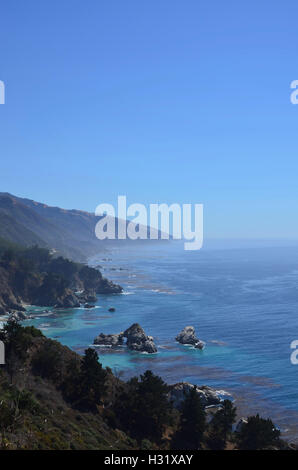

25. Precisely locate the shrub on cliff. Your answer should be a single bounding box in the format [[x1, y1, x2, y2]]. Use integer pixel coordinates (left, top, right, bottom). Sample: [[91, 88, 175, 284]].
[[32, 339, 63, 381], [0, 319, 42, 383], [34, 273, 69, 305], [61, 348, 107, 412]]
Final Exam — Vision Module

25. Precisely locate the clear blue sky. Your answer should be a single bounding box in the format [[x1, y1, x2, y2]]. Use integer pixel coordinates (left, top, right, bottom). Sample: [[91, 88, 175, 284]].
[[0, 0, 298, 238]]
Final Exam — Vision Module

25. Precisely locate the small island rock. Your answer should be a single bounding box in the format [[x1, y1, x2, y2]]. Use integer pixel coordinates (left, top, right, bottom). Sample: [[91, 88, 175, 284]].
[[94, 332, 124, 347], [123, 323, 157, 353], [176, 326, 205, 349]]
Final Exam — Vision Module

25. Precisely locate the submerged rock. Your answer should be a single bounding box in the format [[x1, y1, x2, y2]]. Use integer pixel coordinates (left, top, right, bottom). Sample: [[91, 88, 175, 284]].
[[94, 332, 124, 347], [108, 307, 115, 312], [168, 382, 221, 408], [123, 323, 157, 353], [175, 326, 205, 349]]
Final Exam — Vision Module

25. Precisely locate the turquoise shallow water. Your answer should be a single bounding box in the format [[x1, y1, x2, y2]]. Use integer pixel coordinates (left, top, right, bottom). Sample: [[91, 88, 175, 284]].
[[24, 242, 298, 442]]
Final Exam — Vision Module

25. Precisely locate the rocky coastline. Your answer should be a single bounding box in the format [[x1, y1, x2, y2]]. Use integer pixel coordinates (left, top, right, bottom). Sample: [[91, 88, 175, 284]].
[[0, 245, 122, 318], [168, 382, 223, 409]]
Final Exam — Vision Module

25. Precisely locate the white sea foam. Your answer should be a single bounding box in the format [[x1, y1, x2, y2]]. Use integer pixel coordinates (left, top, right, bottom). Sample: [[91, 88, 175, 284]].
[[215, 389, 232, 397]]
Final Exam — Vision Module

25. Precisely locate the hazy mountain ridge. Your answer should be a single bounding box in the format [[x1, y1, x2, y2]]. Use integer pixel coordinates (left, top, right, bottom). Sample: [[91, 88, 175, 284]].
[[0, 193, 108, 262], [0, 193, 168, 262]]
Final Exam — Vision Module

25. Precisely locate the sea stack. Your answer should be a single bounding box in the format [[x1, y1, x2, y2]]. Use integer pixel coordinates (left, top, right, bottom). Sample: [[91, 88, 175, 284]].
[[175, 326, 205, 349], [123, 323, 157, 353]]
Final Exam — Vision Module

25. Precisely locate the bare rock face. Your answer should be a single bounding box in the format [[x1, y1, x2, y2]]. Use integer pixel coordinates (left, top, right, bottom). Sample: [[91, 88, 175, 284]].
[[9, 311, 29, 322], [175, 326, 205, 349], [168, 382, 221, 408], [235, 418, 248, 433], [94, 332, 124, 347], [123, 323, 157, 353], [0, 273, 26, 314], [54, 291, 80, 309], [76, 290, 97, 304], [96, 278, 123, 294]]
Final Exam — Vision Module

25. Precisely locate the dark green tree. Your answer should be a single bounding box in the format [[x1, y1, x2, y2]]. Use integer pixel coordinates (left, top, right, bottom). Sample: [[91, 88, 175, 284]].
[[134, 370, 172, 443], [0, 320, 34, 383], [237, 414, 280, 450], [75, 348, 107, 411], [31, 340, 62, 381], [207, 399, 237, 450], [171, 387, 206, 450], [114, 370, 172, 443]]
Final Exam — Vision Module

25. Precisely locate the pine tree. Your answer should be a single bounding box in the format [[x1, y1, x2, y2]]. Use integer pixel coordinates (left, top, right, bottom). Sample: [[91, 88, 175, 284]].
[[171, 387, 206, 450], [237, 414, 280, 450], [207, 399, 237, 449], [76, 348, 107, 411], [114, 370, 172, 443]]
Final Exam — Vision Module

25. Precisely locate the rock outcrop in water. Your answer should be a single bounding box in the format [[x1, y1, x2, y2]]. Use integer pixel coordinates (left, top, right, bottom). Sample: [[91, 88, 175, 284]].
[[168, 382, 221, 408], [94, 332, 124, 347], [123, 323, 157, 353], [93, 323, 157, 353], [175, 326, 205, 349]]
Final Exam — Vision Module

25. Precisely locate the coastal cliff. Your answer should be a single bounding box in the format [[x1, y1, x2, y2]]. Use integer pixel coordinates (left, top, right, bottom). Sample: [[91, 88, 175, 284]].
[[0, 241, 122, 315]]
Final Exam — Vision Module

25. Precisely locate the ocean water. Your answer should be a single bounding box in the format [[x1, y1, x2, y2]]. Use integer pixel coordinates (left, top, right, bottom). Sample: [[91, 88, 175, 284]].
[[24, 242, 298, 442]]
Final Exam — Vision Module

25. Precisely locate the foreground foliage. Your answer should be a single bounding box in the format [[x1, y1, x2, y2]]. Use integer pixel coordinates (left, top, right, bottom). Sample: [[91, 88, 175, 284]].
[[0, 321, 287, 450]]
